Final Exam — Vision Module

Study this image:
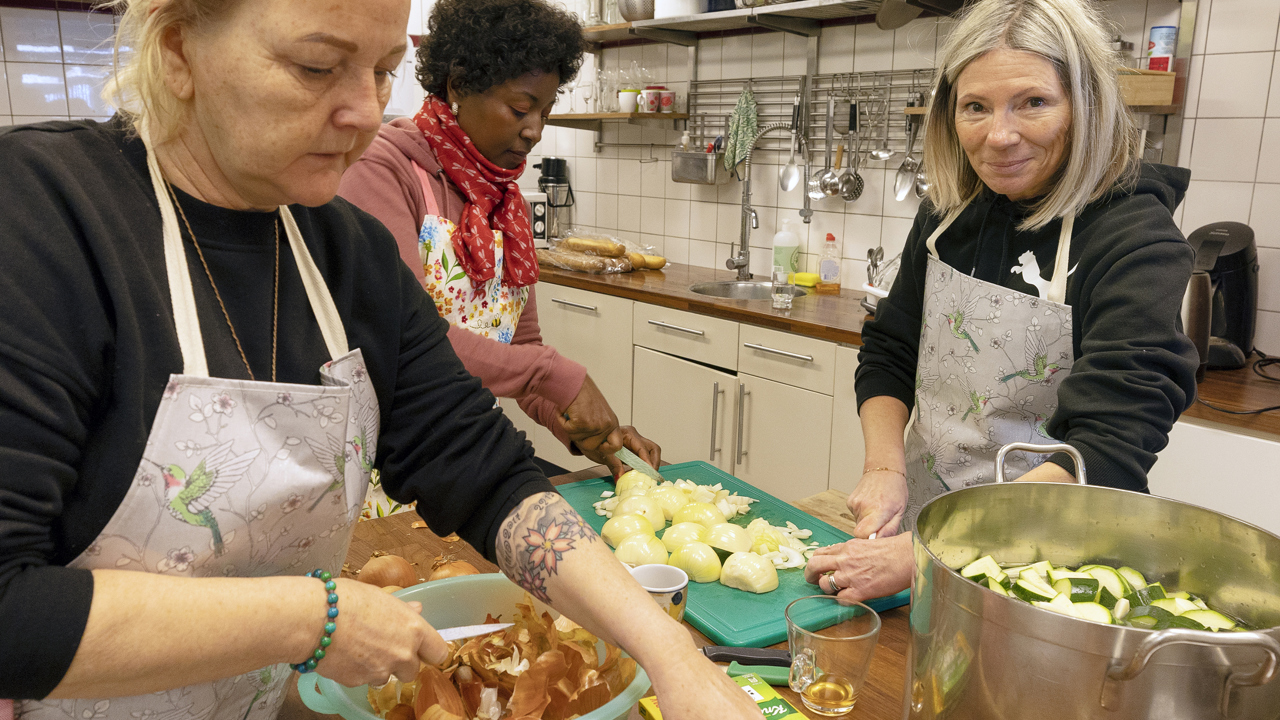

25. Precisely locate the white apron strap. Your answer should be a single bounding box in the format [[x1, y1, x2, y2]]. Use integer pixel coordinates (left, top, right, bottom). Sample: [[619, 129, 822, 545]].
[[143, 128, 210, 377], [924, 209, 963, 259], [142, 128, 349, 375], [1045, 214, 1075, 305]]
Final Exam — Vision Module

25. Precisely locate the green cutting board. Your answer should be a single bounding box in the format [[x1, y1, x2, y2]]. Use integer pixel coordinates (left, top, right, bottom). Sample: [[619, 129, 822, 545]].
[[557, 461, 911, 647]]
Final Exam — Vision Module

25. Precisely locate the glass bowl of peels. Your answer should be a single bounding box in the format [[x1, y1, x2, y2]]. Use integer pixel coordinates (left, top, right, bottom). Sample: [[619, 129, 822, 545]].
[[297, 573, 651, 720]]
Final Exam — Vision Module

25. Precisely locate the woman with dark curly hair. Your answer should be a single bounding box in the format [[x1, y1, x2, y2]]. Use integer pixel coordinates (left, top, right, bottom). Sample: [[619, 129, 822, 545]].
[[340, 0, 659, 507]]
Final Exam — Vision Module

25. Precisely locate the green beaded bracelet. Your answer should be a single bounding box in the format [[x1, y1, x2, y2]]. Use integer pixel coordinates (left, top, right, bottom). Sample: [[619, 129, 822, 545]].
[[295, 568, 337, 674]]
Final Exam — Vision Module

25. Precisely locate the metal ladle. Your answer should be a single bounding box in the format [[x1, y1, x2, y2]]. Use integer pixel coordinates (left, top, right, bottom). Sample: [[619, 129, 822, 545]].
[[914, 163, 931, 199], [817, 95, 841, 196]]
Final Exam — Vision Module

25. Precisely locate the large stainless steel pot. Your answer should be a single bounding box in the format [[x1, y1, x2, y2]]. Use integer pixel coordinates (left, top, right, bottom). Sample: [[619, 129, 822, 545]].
[[907, 443, 1280, 719]]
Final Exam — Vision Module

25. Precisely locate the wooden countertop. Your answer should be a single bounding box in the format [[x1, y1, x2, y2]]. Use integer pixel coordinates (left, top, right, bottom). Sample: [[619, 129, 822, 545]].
[[539, 262, 1280, 440], [537, 262, 869, 347], [281, 466, 908, 720]]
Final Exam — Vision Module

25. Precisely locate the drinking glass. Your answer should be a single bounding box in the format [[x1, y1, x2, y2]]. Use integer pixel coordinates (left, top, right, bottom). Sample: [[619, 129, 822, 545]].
[[771, 265, 794, 310], [579, 77, 594, 113], [585, 0, 602, 26], [785, 596, 881, 716]]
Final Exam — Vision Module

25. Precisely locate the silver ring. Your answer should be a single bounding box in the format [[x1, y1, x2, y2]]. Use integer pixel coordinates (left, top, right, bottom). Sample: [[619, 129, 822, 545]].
[[822, 571, 844, 594]]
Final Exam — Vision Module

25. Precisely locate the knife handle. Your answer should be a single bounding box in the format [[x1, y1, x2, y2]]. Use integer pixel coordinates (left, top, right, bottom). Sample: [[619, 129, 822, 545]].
[[727, 662, 790, 687], [700, 646, 792, 667]]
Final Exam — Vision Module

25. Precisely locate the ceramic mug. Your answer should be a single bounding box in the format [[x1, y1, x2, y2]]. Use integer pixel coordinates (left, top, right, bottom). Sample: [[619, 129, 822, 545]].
[[629, 564, 688, 622], [659, 90, 675, 113], [640, 89, 661, 113], [619, 89, 640, 113]]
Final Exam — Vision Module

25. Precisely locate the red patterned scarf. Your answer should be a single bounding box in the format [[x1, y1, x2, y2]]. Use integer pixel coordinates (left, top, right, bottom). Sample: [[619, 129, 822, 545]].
[[413, 94, 538, 288]]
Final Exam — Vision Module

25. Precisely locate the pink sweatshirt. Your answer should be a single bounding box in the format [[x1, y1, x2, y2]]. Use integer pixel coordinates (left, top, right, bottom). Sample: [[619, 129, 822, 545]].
[[338, 118, 585, 450]]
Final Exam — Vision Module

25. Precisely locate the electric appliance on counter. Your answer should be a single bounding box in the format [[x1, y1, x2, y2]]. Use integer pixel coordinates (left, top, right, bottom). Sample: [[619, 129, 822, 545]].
[[1181, 221, 1260, 377], [534, 157, 574, 240], [526, 191, 549, 248]]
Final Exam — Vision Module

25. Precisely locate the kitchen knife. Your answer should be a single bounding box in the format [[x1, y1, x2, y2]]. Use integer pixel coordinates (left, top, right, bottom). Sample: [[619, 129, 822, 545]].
[[700, 646, 792, 667], [726, 662, 789, 687], [436, 623, 514, 642], [614, 446, 664, 482]]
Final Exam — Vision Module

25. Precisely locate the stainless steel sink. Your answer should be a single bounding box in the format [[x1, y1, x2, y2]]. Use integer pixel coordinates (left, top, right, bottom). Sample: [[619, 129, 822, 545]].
[[689, 281, 808, 300]]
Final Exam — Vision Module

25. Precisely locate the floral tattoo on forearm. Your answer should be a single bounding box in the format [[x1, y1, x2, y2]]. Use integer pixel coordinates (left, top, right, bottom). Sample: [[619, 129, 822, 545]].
[[498, 493, 598, 602]]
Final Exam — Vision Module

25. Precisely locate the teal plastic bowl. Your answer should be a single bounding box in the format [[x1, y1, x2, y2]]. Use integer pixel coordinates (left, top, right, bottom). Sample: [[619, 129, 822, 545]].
[[297, 573, 651, 720]]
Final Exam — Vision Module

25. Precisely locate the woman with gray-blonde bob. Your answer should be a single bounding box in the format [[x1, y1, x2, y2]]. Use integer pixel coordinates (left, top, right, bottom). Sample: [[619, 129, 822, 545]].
[[806, 0, 1198, 603], [0, 1, 761, 718]]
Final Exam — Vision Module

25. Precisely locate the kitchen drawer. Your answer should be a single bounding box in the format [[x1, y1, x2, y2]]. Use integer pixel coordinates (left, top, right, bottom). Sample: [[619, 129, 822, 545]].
[[738, 324, 837, 395], [633, 302, 739, 371]]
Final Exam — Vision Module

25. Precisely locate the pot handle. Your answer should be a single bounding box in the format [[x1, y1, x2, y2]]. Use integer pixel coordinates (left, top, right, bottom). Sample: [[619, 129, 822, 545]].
[[1100, 628, 1280, 716], [994, 443, 1086, 485]]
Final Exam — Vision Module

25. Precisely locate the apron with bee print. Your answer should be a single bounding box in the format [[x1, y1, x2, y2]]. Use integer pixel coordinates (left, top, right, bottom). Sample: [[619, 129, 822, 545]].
[[902, 210, 1076, 530], [18, 130, 379, 720], [360, 162, 528, 520]]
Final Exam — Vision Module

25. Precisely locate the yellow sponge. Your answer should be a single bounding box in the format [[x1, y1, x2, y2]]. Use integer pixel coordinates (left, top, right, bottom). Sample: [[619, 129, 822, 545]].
[[793, 272, 819, 287]]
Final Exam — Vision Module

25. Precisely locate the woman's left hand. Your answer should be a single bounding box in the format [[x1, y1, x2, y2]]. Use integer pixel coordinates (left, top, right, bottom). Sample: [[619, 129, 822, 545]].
[[644, 645, 765, 720], [803, 533, 914, 603]]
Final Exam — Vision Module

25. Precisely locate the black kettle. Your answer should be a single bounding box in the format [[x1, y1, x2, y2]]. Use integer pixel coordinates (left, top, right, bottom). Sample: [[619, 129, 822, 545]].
[[1182, 222, 1260, 380]]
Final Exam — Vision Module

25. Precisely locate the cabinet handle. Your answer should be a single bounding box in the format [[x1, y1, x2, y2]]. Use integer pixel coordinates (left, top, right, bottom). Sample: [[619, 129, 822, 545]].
[[709, 381, 724, 461], [550, 298, 597, 312], [743, 342, 814, 363], [736, 382, 750, 465], [647, 320, 705, 336]]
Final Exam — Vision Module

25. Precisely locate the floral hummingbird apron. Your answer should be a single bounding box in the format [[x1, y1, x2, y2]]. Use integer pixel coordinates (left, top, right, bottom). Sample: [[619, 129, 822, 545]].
[[902, 210, 1076, 529], [360, 163, 527, 519], [18, 135, 379, 720]]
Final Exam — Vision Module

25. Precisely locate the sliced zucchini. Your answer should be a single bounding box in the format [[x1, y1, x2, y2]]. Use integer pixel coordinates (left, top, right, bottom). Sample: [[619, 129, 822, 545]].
[[1150, 598, 1183, 616], [986, 577, 1009, 596], [1053, 577, 1100, 603], [1048, 568, 1093, 583], [1071, 602, 1114, 625], [1097, 586, 1119, 610], [1084, 566, 1130, 600], [1001, 565, 1031, 577], [1013, 578, 1058, 603], [1168, 590, 1190, 600], [1027, 561, 1054, 579], [1182, 609, 1236, 631], [1018, 571, 1057, 596], [961, 555, 1003, 583], [1032, 593, 1077, 617], [1117, 566, 1147, 592], [1192, 597, 1209, 611], [1126, 605, 1174, 629]]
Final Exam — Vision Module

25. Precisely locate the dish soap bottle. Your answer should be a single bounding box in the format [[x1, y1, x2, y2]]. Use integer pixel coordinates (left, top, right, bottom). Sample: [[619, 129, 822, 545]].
[[816, 233, 842, 295], [772, 218, 801, 278]]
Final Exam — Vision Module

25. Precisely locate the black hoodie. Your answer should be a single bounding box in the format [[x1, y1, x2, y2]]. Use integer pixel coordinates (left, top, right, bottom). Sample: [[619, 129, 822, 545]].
[[856, 163, 1199, 490]]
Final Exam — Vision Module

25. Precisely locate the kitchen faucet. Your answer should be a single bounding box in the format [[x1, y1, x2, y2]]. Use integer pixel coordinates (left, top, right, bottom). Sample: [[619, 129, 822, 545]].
[[726, 121, 810, 280]]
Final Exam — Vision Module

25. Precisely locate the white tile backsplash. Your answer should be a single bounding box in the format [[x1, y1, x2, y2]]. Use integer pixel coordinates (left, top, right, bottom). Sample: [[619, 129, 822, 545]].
[[58, 10, 114, 66], [1257, 246, 1280, 313], [1204, 0, 1280, 55], [7, 61, 67, 116], [1, 7, 62, 63], [853, 23, 894, 73], [1256, 310, 1280, 355], [1255, 119, 1280, 183], [1179, 180, 1254, 232], [1189, 118, 1263, 182], [1195, 52, 1272, 118], [1249, 183, 1280, 247]]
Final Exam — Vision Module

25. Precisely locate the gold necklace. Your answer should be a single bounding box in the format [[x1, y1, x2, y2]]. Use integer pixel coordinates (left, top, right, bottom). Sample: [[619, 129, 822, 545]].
[[167, 182, 279, 382]]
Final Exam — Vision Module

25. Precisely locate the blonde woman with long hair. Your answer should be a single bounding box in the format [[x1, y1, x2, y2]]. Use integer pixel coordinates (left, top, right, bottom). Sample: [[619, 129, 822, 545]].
[[0, 2, 760, 718], [806, 0, 1198, 601]]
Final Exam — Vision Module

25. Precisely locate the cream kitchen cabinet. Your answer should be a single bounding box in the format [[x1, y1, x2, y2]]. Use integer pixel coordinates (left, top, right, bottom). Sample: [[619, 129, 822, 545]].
[[498, 282, 634, 472], [828, 345, 867, 496], [733, 373, 834, 502], [631, 346, 738, 474]]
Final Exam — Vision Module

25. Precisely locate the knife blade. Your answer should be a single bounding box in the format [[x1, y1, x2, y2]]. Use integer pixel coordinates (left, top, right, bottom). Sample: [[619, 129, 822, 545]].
[[700, 646, 792, 667], [436, 623, 513, 642], [614, 446, 664, 482]]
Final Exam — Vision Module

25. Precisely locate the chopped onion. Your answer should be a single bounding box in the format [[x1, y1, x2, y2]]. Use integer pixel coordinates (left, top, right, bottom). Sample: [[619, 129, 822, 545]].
[[602, 513, 655, 548], [613, 533, 668, 567], [650, 485, 690, 520], [705, 523, 752, 556], [660, 522, 708, 553], [669, 542, 722, 583], [719, 552, 779, 593], [672, 502, 727, 529], [615, 470, 657, 498], [614, 494, 666, 531]]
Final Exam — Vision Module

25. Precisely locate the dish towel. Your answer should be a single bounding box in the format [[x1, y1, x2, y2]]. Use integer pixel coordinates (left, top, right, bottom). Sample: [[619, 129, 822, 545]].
[[724, 88, 759, 172]]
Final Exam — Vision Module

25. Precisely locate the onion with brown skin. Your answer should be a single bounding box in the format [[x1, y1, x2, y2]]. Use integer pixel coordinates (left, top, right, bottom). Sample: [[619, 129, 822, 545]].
[[358, 554, 419, 588], [428, 560, 480, 582]]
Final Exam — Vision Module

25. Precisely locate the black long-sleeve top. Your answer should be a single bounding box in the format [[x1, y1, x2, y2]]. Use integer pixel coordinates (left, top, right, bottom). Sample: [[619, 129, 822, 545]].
[[856, 163, 1199, 489], [0, 118, 553, 698]]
